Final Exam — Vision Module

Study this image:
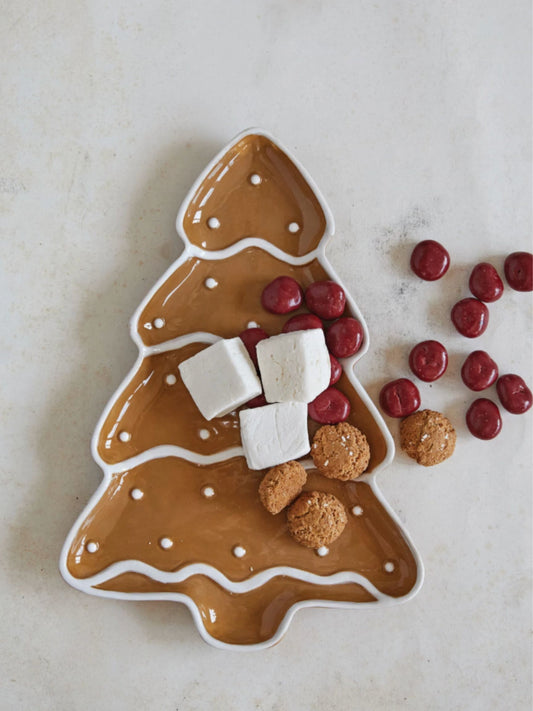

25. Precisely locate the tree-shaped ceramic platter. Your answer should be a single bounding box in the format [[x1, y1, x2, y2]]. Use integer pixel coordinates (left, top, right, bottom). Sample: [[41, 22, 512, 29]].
[[60, 128, 423, 649]]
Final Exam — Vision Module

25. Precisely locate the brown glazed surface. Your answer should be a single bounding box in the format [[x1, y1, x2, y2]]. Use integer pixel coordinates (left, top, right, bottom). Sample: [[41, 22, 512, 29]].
[[136, 249, 334, 348], [97, 573, 377, 646], [69, 461, 416, 591], [67, 133, 419, 646], [181, 134, 326, 257]]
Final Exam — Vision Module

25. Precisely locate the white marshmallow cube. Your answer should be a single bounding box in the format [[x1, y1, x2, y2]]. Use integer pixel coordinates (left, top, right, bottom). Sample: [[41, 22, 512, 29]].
[[256, 329, 331, 404], [179, 337, 262, 420], [239, 401, 310, 470]]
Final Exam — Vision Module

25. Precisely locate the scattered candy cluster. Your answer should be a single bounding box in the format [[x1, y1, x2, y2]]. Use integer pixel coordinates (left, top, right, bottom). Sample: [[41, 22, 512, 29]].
[[243, 276, 364, 424], [177, 275, 370, 550], [380, 240, 532, 445]]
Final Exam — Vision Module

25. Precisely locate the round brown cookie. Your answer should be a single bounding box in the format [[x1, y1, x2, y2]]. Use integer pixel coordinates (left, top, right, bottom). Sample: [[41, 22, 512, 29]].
[[311, 422, 370, 481], [259, 460, 307, 515], [287, 491, 347, 548], [400, 409, 456, 466]]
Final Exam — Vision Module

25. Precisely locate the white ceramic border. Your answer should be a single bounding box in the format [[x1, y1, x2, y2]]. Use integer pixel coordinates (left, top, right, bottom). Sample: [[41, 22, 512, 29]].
[[59, 128, 424, 651]]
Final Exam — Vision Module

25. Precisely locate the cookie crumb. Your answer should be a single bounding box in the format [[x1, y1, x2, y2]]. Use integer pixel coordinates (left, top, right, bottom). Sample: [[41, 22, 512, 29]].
[[400, 409, 456, 466], [287, 491, 347, 548], [259, 460, 307, 515], [311, 422, 370, 480]]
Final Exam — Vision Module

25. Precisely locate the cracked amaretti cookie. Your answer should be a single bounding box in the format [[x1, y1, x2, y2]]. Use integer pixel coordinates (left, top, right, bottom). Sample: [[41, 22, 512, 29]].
[[259, 460, 307, 515], [400, 409, 456, 466], [311, 422, 370, 480], [287, 491, 347, 547]]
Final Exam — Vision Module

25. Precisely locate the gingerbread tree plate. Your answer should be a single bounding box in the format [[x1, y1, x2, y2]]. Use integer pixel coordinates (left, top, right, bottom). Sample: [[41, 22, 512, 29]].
[[60, 128, 423, 649]]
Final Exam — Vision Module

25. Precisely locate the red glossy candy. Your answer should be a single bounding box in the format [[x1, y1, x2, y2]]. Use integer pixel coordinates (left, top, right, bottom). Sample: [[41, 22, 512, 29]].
[[409, 340, 448, 382], [410, 240, 450, 281], [466, 398, 502, 439], [329, 354, 342, 385], [496, 374, 532, 414], [451, 298, 489, 338], [239, 327, 268, 366], [504, 252, 533, 292], [326, 317, 363, 358], [305, 280, 346, 320], [379, 378, 421, 418], [282, 313, 323, 333], [461, 351, 499, 391], [261, 276, 303, 314], [308, 387, 351, 424], [246, 393, 267, 409], [469, 262, 504, 302]]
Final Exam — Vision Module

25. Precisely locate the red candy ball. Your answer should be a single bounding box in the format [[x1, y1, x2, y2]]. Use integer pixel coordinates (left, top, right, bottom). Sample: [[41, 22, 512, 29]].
[[308, 387, 351, 424], [261, 276, 303, 314], [466, 398, 502, 439], [239, 327, 268, 366], [329, 354, 342, 386], [379, 378, 421, 418], [451, 298, 489, 338], [326, 317, 363, 358], [409, 340, 448, 382], [504, 252, 533, 292], [461, 351, 499, 391], [282, 313, 323, 333], [496, 374, 532, 414], [245, 393, 267, 409], [469, 262, 504, 302], [305, 281, 346, 320], [410, 240, 450, 281]]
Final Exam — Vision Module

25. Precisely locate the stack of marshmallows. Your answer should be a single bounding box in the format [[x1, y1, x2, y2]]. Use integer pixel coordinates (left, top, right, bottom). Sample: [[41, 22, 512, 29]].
[[179, 330, 331, 469]]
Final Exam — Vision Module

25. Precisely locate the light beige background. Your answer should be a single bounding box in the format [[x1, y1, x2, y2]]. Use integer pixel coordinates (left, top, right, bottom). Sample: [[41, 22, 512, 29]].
[[1, 1, 531, 709]]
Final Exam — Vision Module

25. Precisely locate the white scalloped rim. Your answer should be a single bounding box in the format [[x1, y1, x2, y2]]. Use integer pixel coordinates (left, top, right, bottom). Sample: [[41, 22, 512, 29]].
[[59, 127, 424, 651]]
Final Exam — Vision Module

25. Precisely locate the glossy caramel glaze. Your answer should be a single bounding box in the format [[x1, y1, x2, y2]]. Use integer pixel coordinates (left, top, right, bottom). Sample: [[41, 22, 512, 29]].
[[181, 134, 326, 257], [97, 573, 376, 646], [137, 249, 336, 347], [68, 459, 416, 598]]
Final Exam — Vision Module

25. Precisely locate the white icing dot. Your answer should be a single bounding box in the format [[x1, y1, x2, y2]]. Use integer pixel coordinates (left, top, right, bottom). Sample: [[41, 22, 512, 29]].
[[352, 505, 364, 516], [199, 429, 210, 440], [86, 541, 99, 553], [384, 561, 395, 573], [204, 277, 218, 289], [233, 545, 246, 558], [323, 459, 329, 466], [207, 217, 220, 229], [118, 431, 131, 442], [143, 322, 153, 330], [165, 374, 177, 385], [159, 537, 173, 550], [130, 488, 144, 500], [349, 451, 354, 456], [249, 173, 262, 185], [202, 486, 215, 498], [153, 317, 165, 329], [316, 546, 329, 557], [247, 321, 260, 328], [288, 222, 300, 233]]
